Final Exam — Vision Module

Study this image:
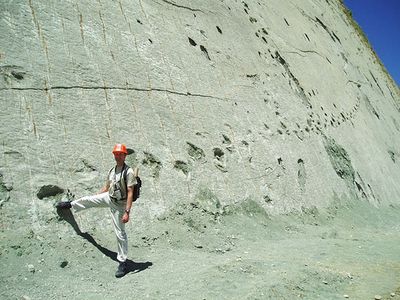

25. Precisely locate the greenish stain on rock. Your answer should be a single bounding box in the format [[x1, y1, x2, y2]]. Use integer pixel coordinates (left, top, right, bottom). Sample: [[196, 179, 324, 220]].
[[323, 136, 355, 184], [194, 186, 221, 215]]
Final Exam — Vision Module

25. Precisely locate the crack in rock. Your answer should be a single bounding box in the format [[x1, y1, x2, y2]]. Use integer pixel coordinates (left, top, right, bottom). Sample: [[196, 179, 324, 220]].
[[274, 51, 311, 108], [159, 0, 203, 12], [284, 49, 325, 60], [0, 85, 228, 101], [369, 70, 384, 96], [314, 17, 338, 43]]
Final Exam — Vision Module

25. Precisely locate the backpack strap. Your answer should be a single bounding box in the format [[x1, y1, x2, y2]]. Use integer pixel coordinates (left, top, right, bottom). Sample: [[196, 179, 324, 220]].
[[110, 164, 128, 199], [122, 164, 129, 189]]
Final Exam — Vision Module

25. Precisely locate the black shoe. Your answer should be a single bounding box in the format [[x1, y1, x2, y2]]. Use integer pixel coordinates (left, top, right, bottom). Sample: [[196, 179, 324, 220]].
[[56, 201, 72, 209], [115, 262, 127, 278]]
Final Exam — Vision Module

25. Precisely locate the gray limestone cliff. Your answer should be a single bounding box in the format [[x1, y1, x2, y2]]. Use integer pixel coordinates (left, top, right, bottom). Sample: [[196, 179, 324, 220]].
[[1, 0, 399, 225]]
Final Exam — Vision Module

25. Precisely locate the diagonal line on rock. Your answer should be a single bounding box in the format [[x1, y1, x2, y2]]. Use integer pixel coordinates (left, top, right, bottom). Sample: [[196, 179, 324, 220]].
[[0, 85, 229, 101]]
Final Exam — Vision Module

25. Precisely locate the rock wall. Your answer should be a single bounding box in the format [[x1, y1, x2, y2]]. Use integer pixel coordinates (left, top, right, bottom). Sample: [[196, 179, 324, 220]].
[[1, 0, 399, 223]]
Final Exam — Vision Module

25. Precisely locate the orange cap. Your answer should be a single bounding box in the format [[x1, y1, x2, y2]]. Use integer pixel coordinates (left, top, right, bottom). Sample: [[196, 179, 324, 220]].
[[112, 144, 128, 154]]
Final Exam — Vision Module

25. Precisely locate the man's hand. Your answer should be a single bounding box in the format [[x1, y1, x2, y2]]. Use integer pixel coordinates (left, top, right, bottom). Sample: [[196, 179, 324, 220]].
[[122, 212, 130, 223], [98, 183, 110, 195]]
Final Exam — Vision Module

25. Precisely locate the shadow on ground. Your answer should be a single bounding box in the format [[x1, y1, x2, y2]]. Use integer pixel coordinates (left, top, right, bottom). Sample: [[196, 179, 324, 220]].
[[56, 208, 153, 276]]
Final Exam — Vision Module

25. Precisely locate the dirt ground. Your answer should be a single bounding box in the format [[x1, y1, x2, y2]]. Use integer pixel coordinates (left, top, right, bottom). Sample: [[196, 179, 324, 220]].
[[1, 196, 400, 300]]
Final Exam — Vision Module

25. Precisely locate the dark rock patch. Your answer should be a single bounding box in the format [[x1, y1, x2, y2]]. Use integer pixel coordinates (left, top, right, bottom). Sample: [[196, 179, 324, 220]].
[[142, 152, 162, 178], [174, 160, 190, 175], [222, 134, 231, 144], [200, 45, 210, 60], [363, 95, 380, 119], [323, 136, 355, 184], [187, 142, 205, 161], [4, 150, 23, 159], [284, 18, 290, 26], [213, 147, 224, 159], [213, 148, 226, 172], [188, 37, 197, 46], [60, 260, 68, 268], [388, 150, 396, 163], [37, 185, 64, 199], [249, 17, 257, 23], [82, 159, 97, 171], [297, 159, 306, 191], [11, 70, 24, 80]]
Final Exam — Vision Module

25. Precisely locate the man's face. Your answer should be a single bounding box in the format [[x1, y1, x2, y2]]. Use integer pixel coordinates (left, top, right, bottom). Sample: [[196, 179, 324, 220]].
[[113, 152, 126, 164]]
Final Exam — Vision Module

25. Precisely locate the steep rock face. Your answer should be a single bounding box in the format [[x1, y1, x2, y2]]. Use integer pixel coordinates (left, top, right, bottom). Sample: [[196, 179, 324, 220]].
[[0, 0, 399, 222]]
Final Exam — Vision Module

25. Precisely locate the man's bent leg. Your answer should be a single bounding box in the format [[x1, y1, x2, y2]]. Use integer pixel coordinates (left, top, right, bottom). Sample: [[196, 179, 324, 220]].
[[72, 192, 110, 213]]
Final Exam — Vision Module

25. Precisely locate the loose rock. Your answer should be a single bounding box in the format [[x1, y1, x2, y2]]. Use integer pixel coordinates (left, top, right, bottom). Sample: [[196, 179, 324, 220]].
[[27, 264, 35, 273], [60, 260, 68, 268]]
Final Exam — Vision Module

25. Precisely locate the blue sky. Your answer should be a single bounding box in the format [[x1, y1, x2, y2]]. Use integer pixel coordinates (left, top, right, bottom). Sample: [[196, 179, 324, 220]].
[[343, 0, 399, 87]]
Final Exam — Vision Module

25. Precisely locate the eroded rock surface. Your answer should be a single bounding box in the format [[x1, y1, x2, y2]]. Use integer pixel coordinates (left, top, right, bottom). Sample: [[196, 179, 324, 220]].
[[0, 0, 399, 221]]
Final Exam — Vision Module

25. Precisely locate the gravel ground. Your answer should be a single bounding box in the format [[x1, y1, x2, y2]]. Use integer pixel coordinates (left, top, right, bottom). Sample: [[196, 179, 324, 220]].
[[1, 198, 400, 300]]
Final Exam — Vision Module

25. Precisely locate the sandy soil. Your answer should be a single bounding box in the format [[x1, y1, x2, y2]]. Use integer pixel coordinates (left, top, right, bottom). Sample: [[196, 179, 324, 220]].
[[1, 197, 400, 300]]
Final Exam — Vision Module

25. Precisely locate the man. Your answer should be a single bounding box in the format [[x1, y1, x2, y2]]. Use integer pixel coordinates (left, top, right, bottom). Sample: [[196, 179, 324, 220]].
[[56, 143, 137, 278]]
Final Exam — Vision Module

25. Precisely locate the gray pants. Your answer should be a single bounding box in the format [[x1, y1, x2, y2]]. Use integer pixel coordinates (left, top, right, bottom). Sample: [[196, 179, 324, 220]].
[[71, 192, 128, 262]]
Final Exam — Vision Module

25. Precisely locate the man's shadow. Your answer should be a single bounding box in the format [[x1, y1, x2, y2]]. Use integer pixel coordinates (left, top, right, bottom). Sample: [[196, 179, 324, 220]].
[[57, 208, 152, 276]]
